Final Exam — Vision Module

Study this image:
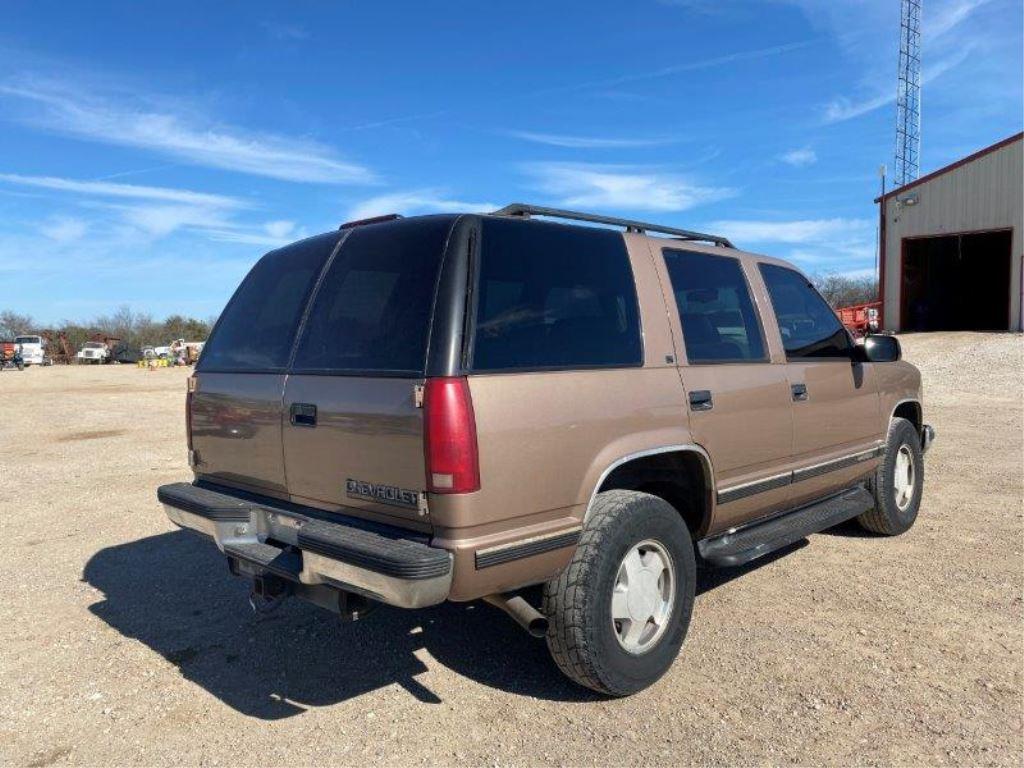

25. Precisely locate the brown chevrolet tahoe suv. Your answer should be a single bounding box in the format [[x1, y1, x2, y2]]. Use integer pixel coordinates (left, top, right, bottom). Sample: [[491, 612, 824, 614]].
[[158, 204, 934, 696]]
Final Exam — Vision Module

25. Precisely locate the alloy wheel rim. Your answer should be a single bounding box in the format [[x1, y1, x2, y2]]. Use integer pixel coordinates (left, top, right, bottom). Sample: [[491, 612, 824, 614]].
[[611, 539, 675, 654], [893, 444, 916, 511]]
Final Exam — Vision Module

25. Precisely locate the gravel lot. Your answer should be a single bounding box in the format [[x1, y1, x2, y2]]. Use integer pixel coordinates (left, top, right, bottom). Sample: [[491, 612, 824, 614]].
[[1, 332, 1021, 766]]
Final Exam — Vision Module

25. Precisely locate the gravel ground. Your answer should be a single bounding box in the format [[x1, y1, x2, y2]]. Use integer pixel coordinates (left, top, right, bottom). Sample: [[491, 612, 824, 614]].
[[0, 332, 1021, 767]]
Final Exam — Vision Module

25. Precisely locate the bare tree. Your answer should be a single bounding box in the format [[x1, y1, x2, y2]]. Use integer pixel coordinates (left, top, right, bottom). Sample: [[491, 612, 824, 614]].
[[0, 310, 35, 339], [811, 273, 877, 309]]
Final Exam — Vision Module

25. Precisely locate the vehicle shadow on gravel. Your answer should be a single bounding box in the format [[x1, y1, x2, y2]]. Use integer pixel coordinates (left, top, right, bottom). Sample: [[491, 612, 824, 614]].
[[83, 530, 792, 718]]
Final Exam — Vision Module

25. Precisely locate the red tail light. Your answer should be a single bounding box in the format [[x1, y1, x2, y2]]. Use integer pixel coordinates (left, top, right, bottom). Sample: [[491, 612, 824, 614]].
[[423, 377, 480, 494]]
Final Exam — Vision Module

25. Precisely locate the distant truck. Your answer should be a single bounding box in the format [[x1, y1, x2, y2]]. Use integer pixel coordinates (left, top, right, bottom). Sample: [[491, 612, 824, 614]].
[[76, 341, 111, 364], [154, 339, 205, 364], [14, 335, 51, 366]]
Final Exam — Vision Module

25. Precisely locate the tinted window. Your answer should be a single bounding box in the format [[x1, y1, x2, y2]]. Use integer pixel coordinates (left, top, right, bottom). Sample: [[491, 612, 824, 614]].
[[199, 232, 340, 372], [471, 218, 642, 371], [291, 216, 455, 374], [759, 263, 852, 359], [662, 249, 766, 363]]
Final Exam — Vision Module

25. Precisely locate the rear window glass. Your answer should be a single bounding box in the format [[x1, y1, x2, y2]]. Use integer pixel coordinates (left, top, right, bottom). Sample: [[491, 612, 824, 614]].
[[198, 232, 341, 372], [662, 249, 767, 363], [291, 216, 455, 375], [470, 217, 642, 371]]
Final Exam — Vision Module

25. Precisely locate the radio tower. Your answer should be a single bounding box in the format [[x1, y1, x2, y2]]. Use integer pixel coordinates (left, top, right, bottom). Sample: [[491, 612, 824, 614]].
[[894, 0, 922, 187]]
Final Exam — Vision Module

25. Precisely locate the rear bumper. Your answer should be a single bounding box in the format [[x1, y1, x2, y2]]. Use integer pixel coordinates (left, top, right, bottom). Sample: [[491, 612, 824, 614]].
[[158, 482, 452, 609]]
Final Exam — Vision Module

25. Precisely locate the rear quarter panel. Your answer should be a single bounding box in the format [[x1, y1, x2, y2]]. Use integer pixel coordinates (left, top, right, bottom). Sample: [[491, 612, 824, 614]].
[[432, 366, 693, 599]]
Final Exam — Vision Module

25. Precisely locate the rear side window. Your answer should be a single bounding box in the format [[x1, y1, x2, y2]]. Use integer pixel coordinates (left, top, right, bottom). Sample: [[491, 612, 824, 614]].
[[758, 263, 851, 359], [291, 216, 455, 375], [198, 232, 341, 372], [662, 249, 766, 363], [470, 217, 642, 372]]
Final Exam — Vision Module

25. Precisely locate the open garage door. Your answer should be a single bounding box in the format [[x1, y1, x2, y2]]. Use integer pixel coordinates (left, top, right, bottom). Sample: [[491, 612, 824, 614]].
[[900, 229, 1012, 331]]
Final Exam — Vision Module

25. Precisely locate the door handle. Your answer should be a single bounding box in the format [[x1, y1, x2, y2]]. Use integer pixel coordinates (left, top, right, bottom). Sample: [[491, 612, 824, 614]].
[[688, 390, 713, 412], [289, 403, 317, 427], [791, 383, 808, 402]]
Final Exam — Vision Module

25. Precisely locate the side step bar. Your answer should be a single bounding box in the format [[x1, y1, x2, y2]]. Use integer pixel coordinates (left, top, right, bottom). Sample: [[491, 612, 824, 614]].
[[698, 486, 875, 567]]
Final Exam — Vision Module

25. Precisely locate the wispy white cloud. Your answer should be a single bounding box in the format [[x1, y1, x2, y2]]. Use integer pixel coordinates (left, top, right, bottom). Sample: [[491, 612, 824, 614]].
[[504, 130, 683, 149], [260, 21, 309, 41], [343, 40, 815, 130], [0, 172, 304, 246], [262, 220, 297, 239], [709, 217, 872, 244], [104, 203, 234, 238], [657, 0, 728, 13], [345, 190, 495, 222], [0, 173, 246, 209], [570, 40, 816, 91], [40, 215, 88, 243], [926, 0, 993, 40], [823, 46, 975, 123], [203, 220, 304, 248], [523, 162, 735, 212], [0, 78, 374, 184], [710, 217, 876, 273], [778, 147, 818, 167]]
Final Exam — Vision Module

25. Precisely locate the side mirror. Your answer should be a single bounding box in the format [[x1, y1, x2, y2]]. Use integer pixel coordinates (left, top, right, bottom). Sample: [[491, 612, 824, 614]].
[[858, 334, 901, 363]]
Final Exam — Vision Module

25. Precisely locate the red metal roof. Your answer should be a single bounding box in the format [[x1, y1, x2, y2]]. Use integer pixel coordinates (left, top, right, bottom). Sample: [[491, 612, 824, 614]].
[[875, 131, 1023, 203]]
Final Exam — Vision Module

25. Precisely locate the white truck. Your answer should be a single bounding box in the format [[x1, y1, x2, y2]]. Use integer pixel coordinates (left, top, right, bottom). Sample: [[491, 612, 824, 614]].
[[76, 341, 111, 364], [13, 335, 50, 366]]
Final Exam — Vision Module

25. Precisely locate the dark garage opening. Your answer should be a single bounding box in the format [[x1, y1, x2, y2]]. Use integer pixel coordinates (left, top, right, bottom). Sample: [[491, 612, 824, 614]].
[[901, 229, 1012, 331]]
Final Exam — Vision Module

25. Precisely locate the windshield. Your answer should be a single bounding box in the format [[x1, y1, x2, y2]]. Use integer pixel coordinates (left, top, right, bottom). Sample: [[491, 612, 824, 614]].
[[15, 336, 40, 344], [84, 342, 103, 349]]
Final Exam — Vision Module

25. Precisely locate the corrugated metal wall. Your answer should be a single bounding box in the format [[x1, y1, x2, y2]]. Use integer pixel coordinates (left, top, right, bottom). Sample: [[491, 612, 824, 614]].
[[881, 136, 1023, 331]]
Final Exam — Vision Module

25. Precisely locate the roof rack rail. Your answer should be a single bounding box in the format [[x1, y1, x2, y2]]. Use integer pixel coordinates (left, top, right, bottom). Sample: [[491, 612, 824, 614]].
[[491, 203, 733, 248], [339, 213, 403, 230]]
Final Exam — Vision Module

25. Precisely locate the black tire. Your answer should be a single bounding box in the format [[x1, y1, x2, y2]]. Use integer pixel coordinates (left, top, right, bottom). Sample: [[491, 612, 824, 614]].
[[858, 417, 923, 535], [542, 490, 695, 697]]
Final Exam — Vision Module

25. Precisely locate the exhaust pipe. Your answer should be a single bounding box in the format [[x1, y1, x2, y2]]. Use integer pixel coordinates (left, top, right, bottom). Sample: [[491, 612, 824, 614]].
[[483, 594, 549, 638]]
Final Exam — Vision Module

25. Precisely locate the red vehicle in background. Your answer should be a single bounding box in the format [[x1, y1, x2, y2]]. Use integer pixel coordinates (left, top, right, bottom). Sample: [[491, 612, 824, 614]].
[[1, 340, 25, 371], [837, 301, 882, 337]]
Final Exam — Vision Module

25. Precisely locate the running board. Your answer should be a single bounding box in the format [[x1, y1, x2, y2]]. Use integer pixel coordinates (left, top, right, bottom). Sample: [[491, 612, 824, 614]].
[[698, 486, 875, 567]]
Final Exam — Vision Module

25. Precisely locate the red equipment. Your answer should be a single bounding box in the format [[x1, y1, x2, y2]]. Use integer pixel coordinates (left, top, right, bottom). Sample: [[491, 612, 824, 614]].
[[837, 301, 882, 337]]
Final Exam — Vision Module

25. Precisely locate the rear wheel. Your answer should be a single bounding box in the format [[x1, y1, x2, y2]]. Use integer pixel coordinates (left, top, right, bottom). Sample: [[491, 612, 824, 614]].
[[543, 490, 695, 696], [858, 417, 923, 535]]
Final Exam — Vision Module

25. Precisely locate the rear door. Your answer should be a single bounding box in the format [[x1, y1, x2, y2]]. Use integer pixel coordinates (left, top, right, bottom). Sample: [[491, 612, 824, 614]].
[[281, 216, 459, 529], [655, 247, 795, 532], [190, 232, 341, 495]]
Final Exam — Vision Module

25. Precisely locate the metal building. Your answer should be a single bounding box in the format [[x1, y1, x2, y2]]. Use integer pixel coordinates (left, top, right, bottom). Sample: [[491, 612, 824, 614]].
[[877, 132, 1023, 332]]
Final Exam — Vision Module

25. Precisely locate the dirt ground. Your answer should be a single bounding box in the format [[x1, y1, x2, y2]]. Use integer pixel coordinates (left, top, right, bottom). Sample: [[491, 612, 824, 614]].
[[0, 332, 1021, 767]]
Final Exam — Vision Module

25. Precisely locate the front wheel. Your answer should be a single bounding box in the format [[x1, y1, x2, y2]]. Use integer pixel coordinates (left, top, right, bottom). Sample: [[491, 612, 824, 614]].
[[858, 417, 924, 535], [543, 490, 695, 696]]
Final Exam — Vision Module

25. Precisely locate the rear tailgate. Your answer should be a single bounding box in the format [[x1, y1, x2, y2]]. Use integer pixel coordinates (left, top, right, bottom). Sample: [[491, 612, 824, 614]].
[[280, 216, 460, 529], [282, 376, 427, 525]]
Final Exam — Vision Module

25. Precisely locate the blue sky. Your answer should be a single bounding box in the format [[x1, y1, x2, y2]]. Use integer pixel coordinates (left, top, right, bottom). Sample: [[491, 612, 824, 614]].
[[1, 0, 1021, 324]]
